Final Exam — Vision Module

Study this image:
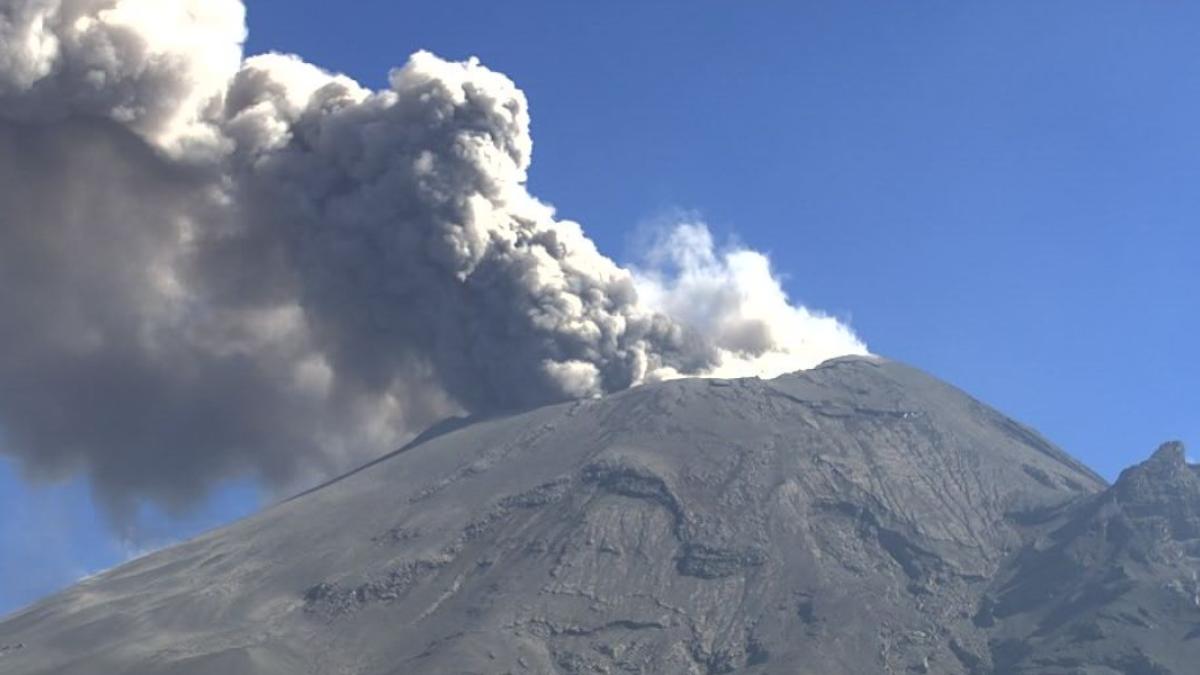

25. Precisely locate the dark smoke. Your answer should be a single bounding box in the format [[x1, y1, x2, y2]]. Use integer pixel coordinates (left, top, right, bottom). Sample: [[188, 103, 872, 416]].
[[0, 0, 866, 516]]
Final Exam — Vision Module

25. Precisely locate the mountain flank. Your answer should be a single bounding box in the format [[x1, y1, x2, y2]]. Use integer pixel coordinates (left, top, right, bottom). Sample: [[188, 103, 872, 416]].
[[1, 356, 1195, 674]]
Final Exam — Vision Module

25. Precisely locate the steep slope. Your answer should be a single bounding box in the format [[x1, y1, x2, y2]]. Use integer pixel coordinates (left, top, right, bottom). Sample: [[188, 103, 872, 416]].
[[0, 357, 1111, 674], [982, 442, 1200, 674]]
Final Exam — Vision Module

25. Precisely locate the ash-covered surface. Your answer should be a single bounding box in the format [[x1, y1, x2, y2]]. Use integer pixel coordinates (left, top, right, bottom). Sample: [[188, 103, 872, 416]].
[[1, 356, 1194, 674]]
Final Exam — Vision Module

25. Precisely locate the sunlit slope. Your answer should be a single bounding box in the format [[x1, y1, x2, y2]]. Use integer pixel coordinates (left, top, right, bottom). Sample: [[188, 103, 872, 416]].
[[0, 357, 1119, 674]]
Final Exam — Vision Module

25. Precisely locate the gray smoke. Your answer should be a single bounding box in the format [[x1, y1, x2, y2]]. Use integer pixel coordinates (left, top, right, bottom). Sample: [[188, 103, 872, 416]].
[[0, 0, 866, 515]]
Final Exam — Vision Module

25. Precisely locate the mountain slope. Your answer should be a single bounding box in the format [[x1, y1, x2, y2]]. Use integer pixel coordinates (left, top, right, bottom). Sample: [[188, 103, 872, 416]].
[[1, 356, 1179, 675], [982, 442, 1200, 674]]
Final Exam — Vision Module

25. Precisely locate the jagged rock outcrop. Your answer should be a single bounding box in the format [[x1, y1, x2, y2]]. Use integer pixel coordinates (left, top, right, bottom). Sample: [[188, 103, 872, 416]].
[[982, 442, 1200, 674], [0, 356, 1193, 674]]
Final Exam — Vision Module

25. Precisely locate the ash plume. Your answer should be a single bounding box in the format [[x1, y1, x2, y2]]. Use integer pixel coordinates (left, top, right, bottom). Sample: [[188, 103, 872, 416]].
[[0, 0, 867, 515]]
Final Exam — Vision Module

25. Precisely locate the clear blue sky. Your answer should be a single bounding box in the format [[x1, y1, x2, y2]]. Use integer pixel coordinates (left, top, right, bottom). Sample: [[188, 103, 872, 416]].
[[2, 1, 1197, 615]]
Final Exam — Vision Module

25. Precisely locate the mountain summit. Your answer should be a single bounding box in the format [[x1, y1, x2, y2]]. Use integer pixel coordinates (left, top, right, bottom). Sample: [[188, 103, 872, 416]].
[[0, 357, 1194, 674]]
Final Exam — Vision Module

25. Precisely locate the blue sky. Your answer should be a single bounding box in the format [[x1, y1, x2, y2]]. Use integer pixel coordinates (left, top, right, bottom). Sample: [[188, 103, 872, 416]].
[[1, 1, 1197, 615]]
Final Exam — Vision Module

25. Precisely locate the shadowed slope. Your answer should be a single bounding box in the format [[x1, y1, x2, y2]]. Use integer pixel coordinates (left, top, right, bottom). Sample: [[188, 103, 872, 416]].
[[983, 441, 1200, 674]]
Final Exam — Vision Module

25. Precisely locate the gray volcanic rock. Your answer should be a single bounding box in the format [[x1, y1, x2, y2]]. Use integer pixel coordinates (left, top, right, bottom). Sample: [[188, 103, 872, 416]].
[[982, 442, 1200, 674], [1, 356, 1191, 674]]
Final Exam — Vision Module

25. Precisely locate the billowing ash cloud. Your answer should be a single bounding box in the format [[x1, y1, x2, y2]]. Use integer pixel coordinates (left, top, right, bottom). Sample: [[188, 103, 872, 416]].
[[0, 0, 867, 515]]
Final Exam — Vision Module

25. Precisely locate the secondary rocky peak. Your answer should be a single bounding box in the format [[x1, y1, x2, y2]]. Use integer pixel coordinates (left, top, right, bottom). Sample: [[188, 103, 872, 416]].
[[1098, 442, 1200, 554], [1147, 440, 1188, 466], [1113, 440, 1198, 500], [983, 441, 1200, 674]]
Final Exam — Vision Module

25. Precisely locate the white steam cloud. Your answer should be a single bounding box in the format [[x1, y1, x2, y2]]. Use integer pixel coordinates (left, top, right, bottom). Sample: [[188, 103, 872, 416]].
[[0, 0, 866, 515], [632, 223, 866, 379]]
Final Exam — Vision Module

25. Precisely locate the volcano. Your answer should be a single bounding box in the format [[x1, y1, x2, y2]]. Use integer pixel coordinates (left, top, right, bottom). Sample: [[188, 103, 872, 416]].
[[0, 356, 1195, 674]]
